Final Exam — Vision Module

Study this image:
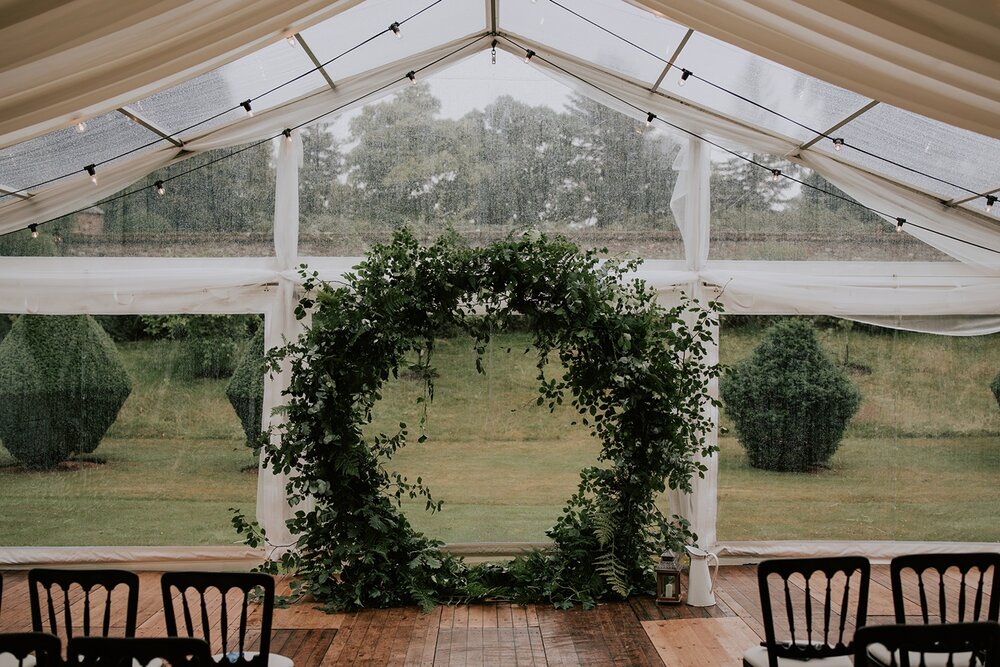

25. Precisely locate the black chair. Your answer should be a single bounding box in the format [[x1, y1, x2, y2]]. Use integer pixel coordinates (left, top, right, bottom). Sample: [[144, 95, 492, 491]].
[[0, 632, 62, 667], [70, 636, 214, 667], [866, 553, 1000, 667], [890, 553, 999, 625], [28, 569, 140, 642], [160, 572, 291, 667], [854, 622, 1000, 667], [743, 556, 871, 667]]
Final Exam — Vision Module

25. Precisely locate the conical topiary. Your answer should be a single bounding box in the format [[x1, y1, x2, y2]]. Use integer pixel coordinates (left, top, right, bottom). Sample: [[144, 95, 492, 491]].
[[0, 315, 133, 468], [226, 327, 265, 446], [720, 319, 861, 472]]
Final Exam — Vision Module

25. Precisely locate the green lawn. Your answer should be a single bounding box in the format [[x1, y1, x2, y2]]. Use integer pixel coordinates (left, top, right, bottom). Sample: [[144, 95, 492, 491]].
[[0, 320, 997, 547]]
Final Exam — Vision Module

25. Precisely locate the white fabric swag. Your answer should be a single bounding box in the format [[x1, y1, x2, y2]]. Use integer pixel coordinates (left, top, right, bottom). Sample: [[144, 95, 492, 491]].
[[0, 0, 364, 148], [627, 0, 1000, 140]]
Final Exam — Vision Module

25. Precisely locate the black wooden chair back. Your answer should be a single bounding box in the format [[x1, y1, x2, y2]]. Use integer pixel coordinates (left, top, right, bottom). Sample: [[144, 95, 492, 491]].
[[854, 621, 1000, 667], [28, 569, 139, 643], [161, 572, 275, 667], [70, 636, 214, 667], [890, 553, 999, 625], [0, 632, 62, 667], [756, 556, 871, 666]]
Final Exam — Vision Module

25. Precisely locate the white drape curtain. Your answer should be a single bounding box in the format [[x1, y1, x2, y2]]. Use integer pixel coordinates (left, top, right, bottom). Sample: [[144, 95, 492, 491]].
[[0, 0, 364, 148], [626, 0, 1000, 139]]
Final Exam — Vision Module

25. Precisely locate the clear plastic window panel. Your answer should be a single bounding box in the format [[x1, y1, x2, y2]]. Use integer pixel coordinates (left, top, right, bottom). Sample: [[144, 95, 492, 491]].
[[299, 50, 684, 259], [368, 321, 601, 543], [300, 0, 484, 84], [716, 315, 1000, 542], [663, 32, 871, 145], [0, 314, 259, 546], [133, 41, 329, 142], [814, 103, 1000, 203], [500, 0, 683, 85], [708, 146, 951, 261], [39, 144, 276, 258], [0, 112, 163, 196]]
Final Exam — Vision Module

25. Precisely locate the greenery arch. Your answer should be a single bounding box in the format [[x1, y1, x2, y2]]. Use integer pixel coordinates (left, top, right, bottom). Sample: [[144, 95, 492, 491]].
[[236, 229, 719, 610]]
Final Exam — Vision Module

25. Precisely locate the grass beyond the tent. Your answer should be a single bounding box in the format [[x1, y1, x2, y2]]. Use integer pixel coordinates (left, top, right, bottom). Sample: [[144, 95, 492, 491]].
[[0, 323, 997, 546]]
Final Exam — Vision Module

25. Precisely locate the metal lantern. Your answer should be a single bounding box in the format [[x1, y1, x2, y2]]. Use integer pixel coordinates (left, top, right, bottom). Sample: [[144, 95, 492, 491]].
[[655, 551, 682, 604]]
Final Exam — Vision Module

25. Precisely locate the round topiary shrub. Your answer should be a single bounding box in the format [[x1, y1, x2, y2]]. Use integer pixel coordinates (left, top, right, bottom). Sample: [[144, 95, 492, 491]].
[[0, 315, 133, 468], [991, 371, 1000, 409], [226, 328, 264, 446], [720, 319, 861, 472]]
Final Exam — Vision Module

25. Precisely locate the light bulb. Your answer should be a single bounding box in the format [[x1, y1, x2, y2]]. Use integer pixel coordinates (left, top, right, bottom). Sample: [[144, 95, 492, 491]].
[[679, 69, 691, 86], [75, 121, 87, 133], [646, 112, 656, 127], [85, 164, 97, 185], [283, 129, 293, 144], [240, 100, 254, 117], [390, 22, 401, 39], [771, 169, 781, 182], [895, 217, 905, 233], [524, 50, 535, 64], [155, 180, 165, 195], [833, 137, 844, 151], [286, 35, 297, 47], [406, 71, 416, 85], [29, 224, 38, 239], [987, 195, 996, 213]]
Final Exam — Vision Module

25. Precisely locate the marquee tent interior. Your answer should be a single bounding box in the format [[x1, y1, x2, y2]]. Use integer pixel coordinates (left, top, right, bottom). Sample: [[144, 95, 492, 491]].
[[0, 0, 998, 566]]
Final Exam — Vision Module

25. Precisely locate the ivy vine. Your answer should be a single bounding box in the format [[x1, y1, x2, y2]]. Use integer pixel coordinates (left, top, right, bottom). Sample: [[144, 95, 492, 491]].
[[234, 229, 720, 610]]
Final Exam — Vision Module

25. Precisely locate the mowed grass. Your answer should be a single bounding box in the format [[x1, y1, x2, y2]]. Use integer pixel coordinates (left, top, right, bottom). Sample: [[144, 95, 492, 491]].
[[1, 321, 998, 547], [0, 340, 257, 546]]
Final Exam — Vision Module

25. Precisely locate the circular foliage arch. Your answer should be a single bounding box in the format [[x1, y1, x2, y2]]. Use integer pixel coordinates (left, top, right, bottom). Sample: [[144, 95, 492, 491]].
[[238, 229, 719, 611]]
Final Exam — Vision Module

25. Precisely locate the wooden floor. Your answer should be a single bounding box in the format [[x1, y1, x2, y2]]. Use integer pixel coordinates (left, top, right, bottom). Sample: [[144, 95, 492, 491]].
[[0, 566, 913, 666]]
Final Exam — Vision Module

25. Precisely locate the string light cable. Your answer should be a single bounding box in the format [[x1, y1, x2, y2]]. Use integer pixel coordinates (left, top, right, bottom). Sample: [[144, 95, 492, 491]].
[[5, 37, 482, 240], [0, 0, 447, 201], [538, 0, 997, 208], [501, 36, 1000, 255]]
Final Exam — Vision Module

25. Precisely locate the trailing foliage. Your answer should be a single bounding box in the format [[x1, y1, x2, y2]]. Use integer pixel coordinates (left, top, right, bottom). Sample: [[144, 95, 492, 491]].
[[0, 315, 132, 468], [227, 328, 266, 446], [234, 229, 719, 610], [720, 319, 861, 472]]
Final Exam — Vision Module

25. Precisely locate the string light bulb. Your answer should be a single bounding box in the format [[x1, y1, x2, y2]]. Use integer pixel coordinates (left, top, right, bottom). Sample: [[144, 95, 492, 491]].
[[240, 100, 254, 117], [771, 169, 781, 182], [85, 164, 97, 185], [679, 69, 691, 86], [987, 195, 996, 213], [286, 34, 297, 47], [28, 224, 38, 239], [389, 22, 401, 38], [524, 49, 535, 64], [406, 70, 416, 85], [895, 217, 905, 233], [75, 121, 87, 133], [833, 137, 845, 151], [283, 128, 293, 144], [646, 112, 656, 127], [155, 180, 165, 195]]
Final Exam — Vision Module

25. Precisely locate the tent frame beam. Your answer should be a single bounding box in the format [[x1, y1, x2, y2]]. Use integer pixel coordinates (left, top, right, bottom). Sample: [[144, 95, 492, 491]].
[[295, 34, 336, 91], [650, 28, 692, 91], [116, 107, 184, 148]]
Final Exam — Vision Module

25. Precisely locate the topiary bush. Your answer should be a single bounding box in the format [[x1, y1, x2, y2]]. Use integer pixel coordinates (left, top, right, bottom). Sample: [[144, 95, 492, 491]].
[[991, 371, 1000, 410], [227, 327, 265, 446], [141, 314, 250, 379], [720, 319, 861, 472], [0, 315, 133, 468]]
